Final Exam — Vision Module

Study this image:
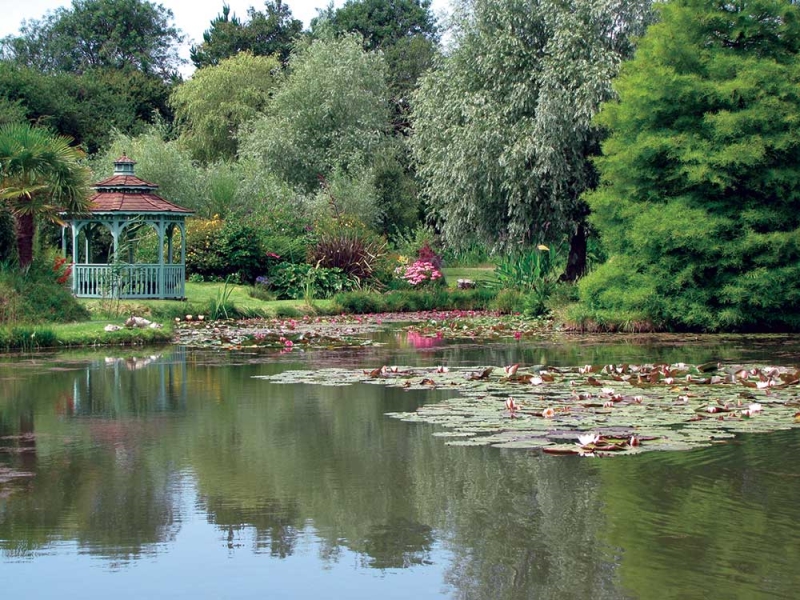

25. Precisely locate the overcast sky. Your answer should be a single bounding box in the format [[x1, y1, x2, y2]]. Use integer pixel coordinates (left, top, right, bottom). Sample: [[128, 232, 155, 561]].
[[0, 0, 452, 76]]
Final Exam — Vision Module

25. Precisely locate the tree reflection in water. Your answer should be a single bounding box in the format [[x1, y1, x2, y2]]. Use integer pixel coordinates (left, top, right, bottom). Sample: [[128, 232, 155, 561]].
[[0, 343, 798, 599]]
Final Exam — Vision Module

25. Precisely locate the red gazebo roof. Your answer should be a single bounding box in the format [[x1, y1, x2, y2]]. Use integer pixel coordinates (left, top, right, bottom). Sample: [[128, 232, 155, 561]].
[[90, 192, 194, 213], [87, 156, 193, 214]]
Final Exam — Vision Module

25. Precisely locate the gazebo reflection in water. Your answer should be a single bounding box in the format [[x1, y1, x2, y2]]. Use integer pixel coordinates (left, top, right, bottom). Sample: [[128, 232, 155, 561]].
[[63, 156, 193, 299]]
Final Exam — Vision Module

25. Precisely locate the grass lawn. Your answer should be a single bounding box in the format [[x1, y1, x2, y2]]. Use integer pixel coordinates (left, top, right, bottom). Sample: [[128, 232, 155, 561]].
[[442, 266, 496, 284], [78, 282, 335, 321]]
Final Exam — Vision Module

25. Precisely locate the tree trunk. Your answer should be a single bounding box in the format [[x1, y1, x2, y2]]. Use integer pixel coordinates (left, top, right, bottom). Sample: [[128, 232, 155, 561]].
[[15, 212, 35, 268], [563, 222, 587, 282]]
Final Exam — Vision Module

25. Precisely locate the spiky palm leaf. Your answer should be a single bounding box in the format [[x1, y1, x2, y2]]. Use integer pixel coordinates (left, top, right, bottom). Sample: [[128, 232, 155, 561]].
[[0, 123, 91, 265]]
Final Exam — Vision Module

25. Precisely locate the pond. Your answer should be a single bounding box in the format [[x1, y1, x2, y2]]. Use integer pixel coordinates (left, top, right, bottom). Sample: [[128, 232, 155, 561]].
[[1, 332, 799, 599]]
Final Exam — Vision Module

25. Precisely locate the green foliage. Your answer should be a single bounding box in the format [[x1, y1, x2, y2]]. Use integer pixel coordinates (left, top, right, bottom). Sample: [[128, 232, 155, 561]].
[[0, 207, 16, 263], [490, 289, 525, 314], [0, 62, 171, 153], [487, 246, 561, 316], [171, 52, 281, 162], [209, 277, 235, 320], [0, 326, 58, 351], [307, 165, 384, 229], [317, 0, 437, 50], [93, 125, 201, 210], [0, 97, 27, 126], [314, 0, 439, 125], [0, 122, 91, 266], [440, 241, 492, 268], [389, 224, 439, 261], [190, 1, 303, 68], [333, 287, 496, 313], [269, 262, 356, 300], [582, 0, 800, 331], [306, 219, 389, 281], [411, 0, 652, 252], [239, 34, 391, 193], [1, 0, 184, 79], [185, 217, 266, 284], [0, 256, 89, 324]]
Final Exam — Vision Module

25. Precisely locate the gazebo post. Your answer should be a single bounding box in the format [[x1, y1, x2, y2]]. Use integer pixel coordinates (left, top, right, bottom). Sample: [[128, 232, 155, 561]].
[[180, 222, 187, 298], [71, 223, 79, 295], [158, 219, 165, 299], [167, 224, 174, 265]]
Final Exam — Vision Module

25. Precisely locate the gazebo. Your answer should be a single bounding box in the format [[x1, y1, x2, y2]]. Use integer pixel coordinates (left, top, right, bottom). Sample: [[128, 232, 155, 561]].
[[65, 156, 193, 299]]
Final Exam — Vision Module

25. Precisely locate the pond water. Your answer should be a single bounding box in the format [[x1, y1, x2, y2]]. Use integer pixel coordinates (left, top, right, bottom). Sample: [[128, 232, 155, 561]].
[[1, 332, 799, 599]]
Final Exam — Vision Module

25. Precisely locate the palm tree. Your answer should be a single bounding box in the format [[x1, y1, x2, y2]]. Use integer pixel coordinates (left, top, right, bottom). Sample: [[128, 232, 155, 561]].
[[0, 123, 91, 267]]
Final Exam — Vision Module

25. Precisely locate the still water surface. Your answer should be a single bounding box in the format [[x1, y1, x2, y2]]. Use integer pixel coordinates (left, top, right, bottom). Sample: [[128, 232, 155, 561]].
[[1, 333, 799, 599]]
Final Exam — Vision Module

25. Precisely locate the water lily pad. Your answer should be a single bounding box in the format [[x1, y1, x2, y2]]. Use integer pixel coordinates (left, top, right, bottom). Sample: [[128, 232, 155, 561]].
[[258, 362, 800, 457]]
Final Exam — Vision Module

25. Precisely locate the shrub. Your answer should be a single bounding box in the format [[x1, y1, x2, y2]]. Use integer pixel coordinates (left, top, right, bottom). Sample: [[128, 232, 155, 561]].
[[488, 245, 561, 315], [306, 219, 388, 282], [269, 262, 356, 300], [390, 225, 441, 263], [0, 254, 88, 324], [185, 217, 266, 283], [402, 259, 444, 287], [333, 288, 496, 314], [491, 289, 525, 314]]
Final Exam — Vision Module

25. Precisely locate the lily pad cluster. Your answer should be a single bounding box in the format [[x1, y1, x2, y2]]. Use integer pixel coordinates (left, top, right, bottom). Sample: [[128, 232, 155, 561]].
[[174, 317, 376, 351], [405, 312, 551, 341], [258, 362, 800, 456]]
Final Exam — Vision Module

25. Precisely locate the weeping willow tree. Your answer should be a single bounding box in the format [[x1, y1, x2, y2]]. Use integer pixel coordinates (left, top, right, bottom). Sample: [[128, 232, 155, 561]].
[[411, 0, 653, 278]]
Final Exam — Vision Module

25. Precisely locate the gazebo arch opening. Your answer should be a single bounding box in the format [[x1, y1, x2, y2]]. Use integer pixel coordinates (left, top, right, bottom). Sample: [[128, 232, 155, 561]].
[[64, 156, 193, 299]]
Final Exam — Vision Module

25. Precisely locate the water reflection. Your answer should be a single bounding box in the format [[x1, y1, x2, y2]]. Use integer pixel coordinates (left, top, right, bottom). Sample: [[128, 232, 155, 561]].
[[0, 339, 799, 598]]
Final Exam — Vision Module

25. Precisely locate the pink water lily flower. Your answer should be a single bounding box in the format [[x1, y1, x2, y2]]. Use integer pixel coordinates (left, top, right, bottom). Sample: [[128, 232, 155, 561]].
[[503, 364, 519, 376]]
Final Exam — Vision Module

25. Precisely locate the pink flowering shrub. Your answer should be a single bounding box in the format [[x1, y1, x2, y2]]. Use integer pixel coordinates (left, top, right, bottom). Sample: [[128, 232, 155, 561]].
[[402, 260, 443, 286]]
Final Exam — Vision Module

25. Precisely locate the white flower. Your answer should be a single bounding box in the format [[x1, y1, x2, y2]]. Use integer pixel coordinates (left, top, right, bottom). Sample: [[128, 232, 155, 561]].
[[577, 433, 600, 447], [530, 376, 544, 386], [748, 403, 763, 413]]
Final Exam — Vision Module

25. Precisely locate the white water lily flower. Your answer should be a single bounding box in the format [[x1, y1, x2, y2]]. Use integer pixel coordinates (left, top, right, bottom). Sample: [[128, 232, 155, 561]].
[[530, 376, 544, 386], [749, 403, 763, 413], [577, 433, 600, 447], [601, 387, 615, 395]]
